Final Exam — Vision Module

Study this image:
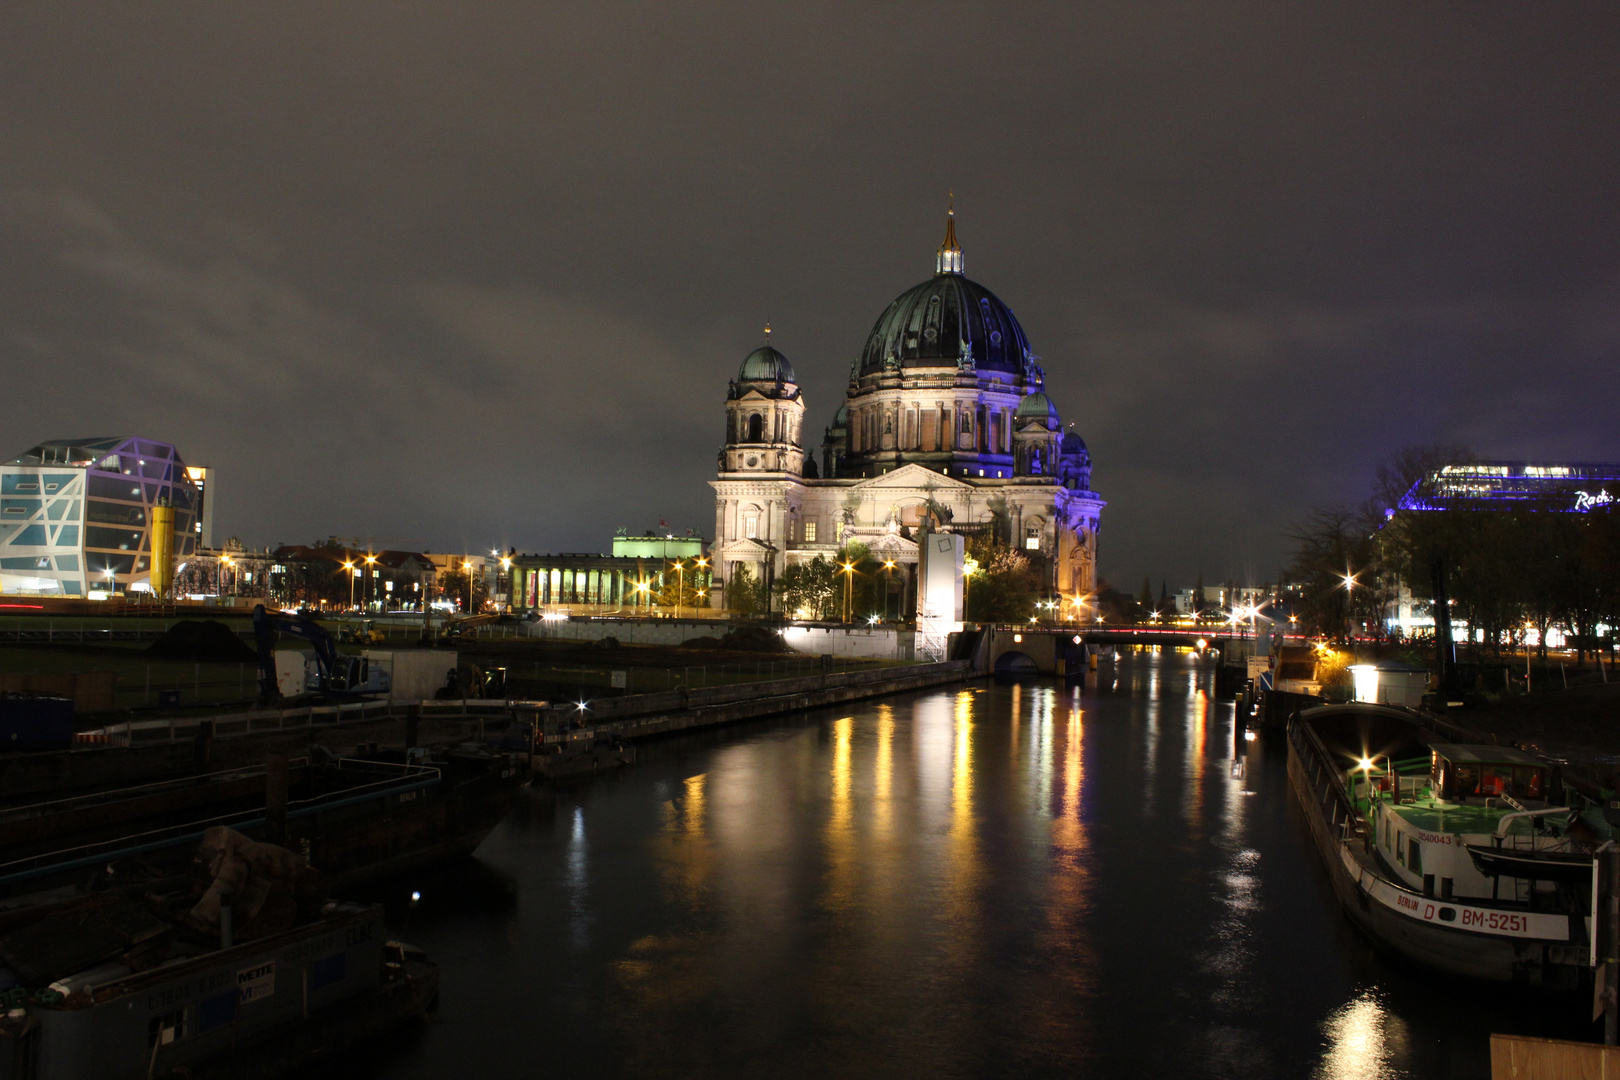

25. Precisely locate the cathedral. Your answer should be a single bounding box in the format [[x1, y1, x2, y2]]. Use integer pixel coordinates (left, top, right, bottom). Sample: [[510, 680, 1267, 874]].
[[710, 209, 1104, 616]]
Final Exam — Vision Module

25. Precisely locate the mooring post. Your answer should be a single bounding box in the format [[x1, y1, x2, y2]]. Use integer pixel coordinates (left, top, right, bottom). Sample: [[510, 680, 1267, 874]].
[[265, 753, 289, 847]]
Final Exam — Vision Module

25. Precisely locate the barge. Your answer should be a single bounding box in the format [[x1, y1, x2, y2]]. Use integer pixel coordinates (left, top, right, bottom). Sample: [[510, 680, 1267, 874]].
[[0, 746, 524, 903], [1288, 701, 1599, 987], [0, 837, 436, 1079]]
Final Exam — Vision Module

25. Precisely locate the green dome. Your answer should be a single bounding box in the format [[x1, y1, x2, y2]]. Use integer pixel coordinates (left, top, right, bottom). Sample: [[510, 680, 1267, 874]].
[[739, 346, 795, 383], [1016, 391, 1060, 425]]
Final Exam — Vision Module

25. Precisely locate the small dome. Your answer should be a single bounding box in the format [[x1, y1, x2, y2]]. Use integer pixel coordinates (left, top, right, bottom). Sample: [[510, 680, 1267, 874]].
[[1060, 426, 1088, 456], [739, 345, 795, 384], [1016, 391, 1061, 425], [831, 403, 849, 427]]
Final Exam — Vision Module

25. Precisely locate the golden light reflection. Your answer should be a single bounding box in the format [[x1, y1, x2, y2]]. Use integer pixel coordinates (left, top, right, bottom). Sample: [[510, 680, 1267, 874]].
[[823, 716, 856, 912], [875, 706, 894, 835], [1185, 688, 1208, 832], [1316, 990, 1399, 1080], [655, 773, 712, 909], [946, 690, 981, 905]]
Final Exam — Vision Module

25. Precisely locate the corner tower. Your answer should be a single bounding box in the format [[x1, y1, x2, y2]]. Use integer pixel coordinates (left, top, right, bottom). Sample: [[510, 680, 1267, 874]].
[[720, 327, 805, 477]]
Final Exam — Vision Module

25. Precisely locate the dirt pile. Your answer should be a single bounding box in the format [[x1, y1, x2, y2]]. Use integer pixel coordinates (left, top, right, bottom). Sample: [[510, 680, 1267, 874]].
[[678, 625, 791, 653], [146, 620, 257, 663]]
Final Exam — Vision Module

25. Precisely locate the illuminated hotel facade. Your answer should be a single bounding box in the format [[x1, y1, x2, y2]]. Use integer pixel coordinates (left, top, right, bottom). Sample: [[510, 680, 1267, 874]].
[[0, 437, 205, 596], [710, 210, 1105, 612], [1384, 460, 1620, 641]]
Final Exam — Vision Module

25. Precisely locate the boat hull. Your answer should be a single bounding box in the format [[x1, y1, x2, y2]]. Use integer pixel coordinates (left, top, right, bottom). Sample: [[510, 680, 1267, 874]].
[[1286, 712, 1589, 988]]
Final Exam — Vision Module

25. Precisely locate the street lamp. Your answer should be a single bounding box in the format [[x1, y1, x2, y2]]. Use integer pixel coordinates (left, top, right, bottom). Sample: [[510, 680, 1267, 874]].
[[672, 559, 685, 620], [694, 557, 709, 612], [364, 553, 377, 611], [342, 561, 355, 610], [841, 561, 856, 624], [962, 557, 979, 621], [882, 559, 895, 621], [463, 560, 475, 612], [1342, 570, 1358, 642]]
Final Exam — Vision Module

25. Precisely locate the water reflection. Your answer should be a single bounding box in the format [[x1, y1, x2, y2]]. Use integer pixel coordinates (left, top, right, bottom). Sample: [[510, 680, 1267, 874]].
[[341, 654, 1587, 1080], [1315, 990, 1408, 1080]]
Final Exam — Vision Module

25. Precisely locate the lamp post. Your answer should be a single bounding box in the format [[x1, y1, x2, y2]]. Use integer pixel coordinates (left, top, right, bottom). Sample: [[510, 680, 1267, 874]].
[[463, 560, 475, 613], [673, 559, 684, 621], [962, 557, 979, 621], [1342, 571, 1357, 644], [883, 559, 895, 621], [343, 560, 355, 610], [364, 553, 377, 612], [694, 557, 709, 612]]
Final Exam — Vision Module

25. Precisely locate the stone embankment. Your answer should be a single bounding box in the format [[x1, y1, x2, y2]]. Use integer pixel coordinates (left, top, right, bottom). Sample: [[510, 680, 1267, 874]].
[[559, 659, 976, 742]]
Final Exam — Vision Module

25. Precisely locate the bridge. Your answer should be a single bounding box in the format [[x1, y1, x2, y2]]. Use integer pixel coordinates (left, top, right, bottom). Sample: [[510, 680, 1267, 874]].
[[979, 624, 1293, 677]]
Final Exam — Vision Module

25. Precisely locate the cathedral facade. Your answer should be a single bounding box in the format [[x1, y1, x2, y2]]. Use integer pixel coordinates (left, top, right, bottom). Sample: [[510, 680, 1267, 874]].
[[710, 211, 1104, 616]]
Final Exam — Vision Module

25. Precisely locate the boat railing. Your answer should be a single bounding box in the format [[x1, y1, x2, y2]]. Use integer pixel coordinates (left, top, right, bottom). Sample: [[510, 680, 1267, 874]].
[[0, 761, 442, 890], [0, 757, 313, 823]]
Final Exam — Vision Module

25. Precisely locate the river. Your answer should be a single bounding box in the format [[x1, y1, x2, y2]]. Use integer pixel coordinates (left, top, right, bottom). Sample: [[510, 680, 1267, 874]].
[[326, 650, 1592, 1079]]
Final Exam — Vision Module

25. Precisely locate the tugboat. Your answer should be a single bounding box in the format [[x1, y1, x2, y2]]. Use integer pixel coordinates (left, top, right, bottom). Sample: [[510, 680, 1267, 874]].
[[1289, 701, 1598, 987]]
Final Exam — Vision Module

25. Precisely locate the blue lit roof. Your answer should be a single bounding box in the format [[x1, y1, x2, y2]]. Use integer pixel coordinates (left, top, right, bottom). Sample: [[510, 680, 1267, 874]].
[[1395, 461, 1620, 514]]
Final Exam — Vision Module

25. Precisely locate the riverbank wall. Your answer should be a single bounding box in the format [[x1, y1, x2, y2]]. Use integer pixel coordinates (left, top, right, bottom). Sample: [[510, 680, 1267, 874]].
[[525, 616, 918, 661], [556, 659, 976, 744]]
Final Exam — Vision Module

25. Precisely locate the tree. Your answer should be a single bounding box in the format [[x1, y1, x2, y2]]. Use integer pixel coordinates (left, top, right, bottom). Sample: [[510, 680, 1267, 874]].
[[774, 557, 839, 619], [656, 560, 710, 609], [728, 564, 764, 616], [437, 564, 488, 612], [964, 533, 1041, 622]]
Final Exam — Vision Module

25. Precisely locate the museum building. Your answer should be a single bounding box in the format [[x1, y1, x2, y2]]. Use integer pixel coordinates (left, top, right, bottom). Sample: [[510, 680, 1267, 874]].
[[710, 210, 1105, 613]]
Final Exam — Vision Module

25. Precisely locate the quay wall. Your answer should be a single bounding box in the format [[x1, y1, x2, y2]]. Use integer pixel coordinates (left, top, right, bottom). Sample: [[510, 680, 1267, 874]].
[[1, 661, 978, 802], [523, 617, 916, 660], [565, 659, 975, 744]]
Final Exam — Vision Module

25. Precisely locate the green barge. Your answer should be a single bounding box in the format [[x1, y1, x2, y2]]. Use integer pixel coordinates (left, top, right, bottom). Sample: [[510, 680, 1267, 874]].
[[1289, 702, 1603, 986]]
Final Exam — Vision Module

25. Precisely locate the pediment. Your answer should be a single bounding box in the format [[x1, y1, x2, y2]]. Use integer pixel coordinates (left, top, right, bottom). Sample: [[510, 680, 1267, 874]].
[[850, 463, 971, 491], [715, 537, 777, 556]]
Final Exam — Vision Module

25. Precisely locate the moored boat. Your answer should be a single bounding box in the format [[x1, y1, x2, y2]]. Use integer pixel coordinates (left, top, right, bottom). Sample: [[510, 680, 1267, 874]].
[[1288, 701, 1601, 987]]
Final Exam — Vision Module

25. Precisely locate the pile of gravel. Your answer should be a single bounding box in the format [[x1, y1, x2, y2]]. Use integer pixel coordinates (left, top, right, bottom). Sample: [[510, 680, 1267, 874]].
[[146, 620, 258, 663]]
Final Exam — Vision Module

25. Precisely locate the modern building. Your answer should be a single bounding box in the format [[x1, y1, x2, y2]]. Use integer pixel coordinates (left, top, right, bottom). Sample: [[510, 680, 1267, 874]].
[[1395, 461, 1620, 513], [710, 209, 1105, 611], [0, 436, 201, 596]]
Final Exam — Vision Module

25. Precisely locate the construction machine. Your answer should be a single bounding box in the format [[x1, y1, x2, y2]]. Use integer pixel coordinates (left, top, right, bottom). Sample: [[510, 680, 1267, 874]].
[[338, 618, 386, 645], [252, 604, 392, 706]]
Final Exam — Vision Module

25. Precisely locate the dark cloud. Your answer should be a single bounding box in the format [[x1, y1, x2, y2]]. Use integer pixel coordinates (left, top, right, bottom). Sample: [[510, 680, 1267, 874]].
[[2, 2, 1617, 585]]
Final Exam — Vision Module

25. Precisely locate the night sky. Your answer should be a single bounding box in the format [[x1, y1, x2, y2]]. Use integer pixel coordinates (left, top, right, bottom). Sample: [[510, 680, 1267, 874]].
[[4, 4, 1618, 590]]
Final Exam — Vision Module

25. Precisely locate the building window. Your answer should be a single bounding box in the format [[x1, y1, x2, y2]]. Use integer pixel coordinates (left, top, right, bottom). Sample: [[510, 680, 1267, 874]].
[[744, 512, 759, 539], [804, 521, 817, 542], [1025, 527, 1040, 551]]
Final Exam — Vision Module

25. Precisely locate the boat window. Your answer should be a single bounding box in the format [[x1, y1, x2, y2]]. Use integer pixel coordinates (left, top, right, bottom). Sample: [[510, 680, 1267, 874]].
[[1395, 831, 1405, 865], [1478, 766, 1510, 797], [1451, 765, 1477, 798], [1408, 839, 1422, 875]]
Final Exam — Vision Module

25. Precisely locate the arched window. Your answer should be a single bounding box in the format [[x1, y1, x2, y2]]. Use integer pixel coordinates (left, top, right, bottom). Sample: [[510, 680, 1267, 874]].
[[748, 414, 764, 442]]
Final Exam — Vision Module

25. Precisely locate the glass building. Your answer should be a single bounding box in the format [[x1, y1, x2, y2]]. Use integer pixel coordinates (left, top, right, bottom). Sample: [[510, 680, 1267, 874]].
[[0, 437, 201, 596], [1396, 461, 1620, 513]]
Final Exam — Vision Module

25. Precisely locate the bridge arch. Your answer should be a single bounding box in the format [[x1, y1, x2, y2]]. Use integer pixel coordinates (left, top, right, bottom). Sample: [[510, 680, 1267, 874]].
[[993, 650, 1040, 676]]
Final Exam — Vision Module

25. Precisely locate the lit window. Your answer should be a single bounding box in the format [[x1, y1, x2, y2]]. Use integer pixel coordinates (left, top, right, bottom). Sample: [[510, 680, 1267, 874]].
[[744, 512, 759, 539], [804, 521, 817, 542], [1025, 527, 1040, 551]]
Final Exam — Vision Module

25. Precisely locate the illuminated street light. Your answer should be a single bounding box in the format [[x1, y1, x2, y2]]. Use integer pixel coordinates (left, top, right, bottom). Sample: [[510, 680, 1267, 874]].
[[343, 560, 356, 610], [962, 557, 979, 620], [841, 561, 856, 623]]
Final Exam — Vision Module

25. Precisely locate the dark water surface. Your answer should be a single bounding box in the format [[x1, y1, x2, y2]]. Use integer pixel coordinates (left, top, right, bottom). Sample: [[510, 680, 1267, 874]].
[[332, 652, 1592, 1079]]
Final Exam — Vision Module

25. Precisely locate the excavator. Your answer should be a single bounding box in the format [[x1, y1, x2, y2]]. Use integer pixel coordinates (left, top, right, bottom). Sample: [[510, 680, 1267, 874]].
[[252, 604, 393, 706]]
